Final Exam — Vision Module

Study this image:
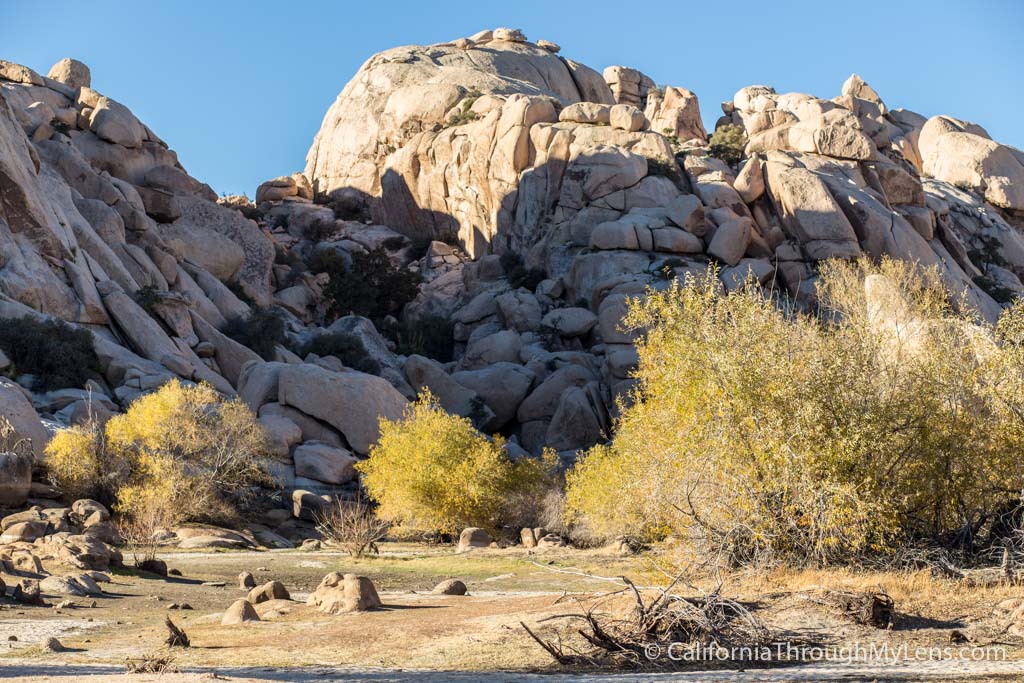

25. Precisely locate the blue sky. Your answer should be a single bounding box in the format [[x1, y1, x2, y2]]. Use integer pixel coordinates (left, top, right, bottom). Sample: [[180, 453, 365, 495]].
[[3, 0, 1021, 196]]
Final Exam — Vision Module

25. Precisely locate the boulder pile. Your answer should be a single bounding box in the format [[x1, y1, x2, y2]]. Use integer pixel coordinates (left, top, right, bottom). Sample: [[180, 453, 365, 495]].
[[1, 29, 1022, 534]]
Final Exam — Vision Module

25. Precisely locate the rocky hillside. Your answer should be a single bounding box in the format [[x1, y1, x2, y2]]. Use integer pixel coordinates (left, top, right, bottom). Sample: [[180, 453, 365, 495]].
[[2, 28, 1023, 533]]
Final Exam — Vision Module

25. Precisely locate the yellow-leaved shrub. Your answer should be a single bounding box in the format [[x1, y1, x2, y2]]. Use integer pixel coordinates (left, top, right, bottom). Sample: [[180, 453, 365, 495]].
[[45, 381, 269, 529], [359, 392, 556, 535], [565, 259, 1024, 566]]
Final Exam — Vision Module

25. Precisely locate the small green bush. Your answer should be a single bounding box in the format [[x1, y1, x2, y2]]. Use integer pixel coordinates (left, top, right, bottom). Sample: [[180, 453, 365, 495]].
[[51, 118, 70, 136], [223, 279, 255, 307], [323, 248, 420, 324], [974, 275, 1016, 304], [644, 156, 681, 179], [133, 284, 162, 315], [222, 308, 287, 361], [446, 88, 483, 127], [300, 332, 379, 374], [407, 237, 433, 261], [274, 248, 309, 287], [708, 124, 747, 165], [499, 252, 546, 291], [315, 193, 371, 223], [304, 218, 338, 242], [0, 316, 100, 391], [381, 235, 407, 251], [657, 257, 687, 280], [306, 249, 349, 276], [447, 109, 479, 127], [968, 234, 1010, 270], [392, 315, 454, 362]]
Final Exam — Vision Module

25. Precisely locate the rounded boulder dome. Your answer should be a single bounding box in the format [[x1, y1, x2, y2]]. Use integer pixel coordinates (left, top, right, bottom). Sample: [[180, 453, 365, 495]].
[[304, 29, 613, 200], [47, 58, 91, 90]]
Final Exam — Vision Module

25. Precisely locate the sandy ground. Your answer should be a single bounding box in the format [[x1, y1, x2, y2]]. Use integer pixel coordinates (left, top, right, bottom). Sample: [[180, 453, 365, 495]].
[[1, 544, 1023, 681], [2, 661, 1024, 682]]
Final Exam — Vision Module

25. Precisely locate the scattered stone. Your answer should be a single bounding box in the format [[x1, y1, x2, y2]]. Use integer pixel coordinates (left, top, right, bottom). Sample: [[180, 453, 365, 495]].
[[247, 580, 289, 604], [238, 571, 256, 589], [222, 599, 261, 625], [431, 579, 468, 596], [457, 527, 492, 552], [12, 580, 44, 606], [307, 573, 382, 614]]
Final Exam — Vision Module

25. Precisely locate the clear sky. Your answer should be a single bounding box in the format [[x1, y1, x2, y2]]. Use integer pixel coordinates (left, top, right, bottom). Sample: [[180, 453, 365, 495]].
[[3, 0, 1021, 196]]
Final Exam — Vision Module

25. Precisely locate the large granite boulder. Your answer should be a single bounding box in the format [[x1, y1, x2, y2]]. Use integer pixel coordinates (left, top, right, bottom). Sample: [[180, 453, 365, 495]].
[[277, 364, 407, 454]]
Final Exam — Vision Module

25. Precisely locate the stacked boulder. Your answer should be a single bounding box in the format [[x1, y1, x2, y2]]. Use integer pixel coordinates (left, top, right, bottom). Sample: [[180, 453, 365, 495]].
[[0, 499, 121, 604], [3, 31, 1024, 527]]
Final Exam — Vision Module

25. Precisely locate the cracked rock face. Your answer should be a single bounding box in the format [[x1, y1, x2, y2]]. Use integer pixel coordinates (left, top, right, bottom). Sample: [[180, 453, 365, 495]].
[[305, 31, 614, 255]]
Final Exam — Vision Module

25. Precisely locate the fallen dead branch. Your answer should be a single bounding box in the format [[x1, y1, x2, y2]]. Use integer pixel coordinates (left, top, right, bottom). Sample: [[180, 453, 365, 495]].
[[164, 617, 190, 648], [125, 650, 180, 673], [522, 571, 773, 669]]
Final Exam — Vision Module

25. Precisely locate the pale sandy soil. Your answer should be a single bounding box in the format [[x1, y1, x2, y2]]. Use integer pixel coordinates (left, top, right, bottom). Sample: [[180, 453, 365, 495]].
[[2, 660, 1024, 682]]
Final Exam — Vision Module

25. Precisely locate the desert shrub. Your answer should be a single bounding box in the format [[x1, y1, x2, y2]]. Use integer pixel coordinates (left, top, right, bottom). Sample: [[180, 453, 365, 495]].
[[499, 252, 546, 291], [0, 316, 100, 391], [359, 392, 556, 534], [303, 217, 338, 242], [447, 109, 479, 127], [973, 275, 1015, 304], [316, 193, 371, 223], [45, 424, 123, 504], [274, 245, 300, 266], [565, 259, 1024, 566], [407, 237, 433, 261], [381, 235, 407, 251], [315, 498, 390, 557], [300, 332, 379, 374], [134, 284, 162, 316], [222, 308, 287, 360], [274, 247, 309, 288], [46, 382, 269, 525], [708, 124, 747, 165], [657, 257, 687, 280], [306, 248, 349, 276], [322, 247, 420, 324], [446, 87, 483, 127], [391, 315, 454, 362], [968, 236, 1016, 303], [644, 156, 681, 179], [222, 278, 255, 307]]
